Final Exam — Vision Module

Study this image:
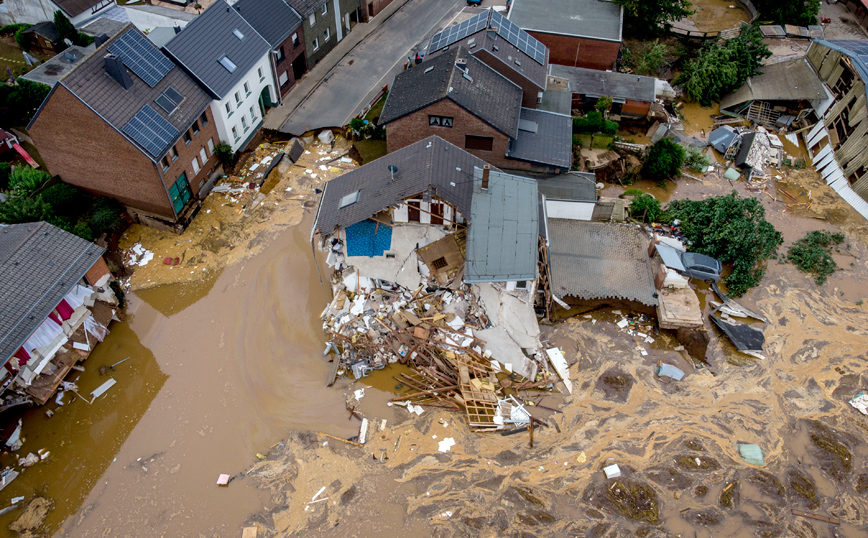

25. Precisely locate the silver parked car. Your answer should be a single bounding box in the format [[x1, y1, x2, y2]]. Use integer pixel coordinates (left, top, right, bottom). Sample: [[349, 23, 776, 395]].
[[680, 251, 723, 282]]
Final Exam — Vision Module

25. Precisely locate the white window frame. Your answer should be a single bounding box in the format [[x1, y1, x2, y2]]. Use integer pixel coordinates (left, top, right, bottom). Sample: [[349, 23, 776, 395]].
[[313, 37, 319, 51], [309, 13, 316, 26], [243, 81, 250, 95], [199, 147, 207, 164], [192, 157, 201, 175], [258, 67, 264, 81], [225, 102, 232, 116], [324, 27, 330, 42], [241, 115, 248, 130], [321, 4, 327, 16], [235, 91, 241, 104], [292, 32, 299, 46], [278, 71, 289, 86], [207, 138, 215, 155], [232, 126, 239, 140], [249, 105, 256, 121]]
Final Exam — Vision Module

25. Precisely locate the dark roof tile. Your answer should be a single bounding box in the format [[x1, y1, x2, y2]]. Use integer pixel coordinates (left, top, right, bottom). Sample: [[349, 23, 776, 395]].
[[507, 107, 572, 169], [234, 0, 302, 47]]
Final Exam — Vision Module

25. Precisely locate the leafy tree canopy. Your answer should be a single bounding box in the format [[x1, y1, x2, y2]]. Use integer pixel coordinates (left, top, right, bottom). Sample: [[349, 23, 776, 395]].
[[615, 0, 693, 34], [642, 138, 685, 181], [753, 0, 819, 27], [676, 23, 771, 106], [622, 39, 671, 77], [629, 193, 664, 223], [666, 191, 783, 296]]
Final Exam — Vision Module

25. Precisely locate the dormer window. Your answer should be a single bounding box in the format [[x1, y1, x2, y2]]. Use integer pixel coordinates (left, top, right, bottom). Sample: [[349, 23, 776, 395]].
[[218, 55, 237, 73], [233, 29, 245, 40]]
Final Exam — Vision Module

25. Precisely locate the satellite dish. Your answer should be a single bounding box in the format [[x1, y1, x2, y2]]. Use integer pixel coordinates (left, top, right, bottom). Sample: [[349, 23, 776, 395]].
[[63, 38, 74, 47]]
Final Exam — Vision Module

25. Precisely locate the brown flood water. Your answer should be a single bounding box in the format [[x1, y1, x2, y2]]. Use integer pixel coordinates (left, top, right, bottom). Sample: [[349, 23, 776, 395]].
[[0, 214, 372, 537]]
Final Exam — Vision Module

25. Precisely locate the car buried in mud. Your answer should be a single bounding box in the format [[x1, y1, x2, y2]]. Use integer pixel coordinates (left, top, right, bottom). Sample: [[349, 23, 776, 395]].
[[656, 243, 722, 283]]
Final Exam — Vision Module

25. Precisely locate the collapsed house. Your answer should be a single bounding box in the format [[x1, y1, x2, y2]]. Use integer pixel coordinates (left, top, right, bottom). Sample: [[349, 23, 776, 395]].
[[0, 222, 117, 407], [548, 65, 659, 120], [311, 136, 566, 431]]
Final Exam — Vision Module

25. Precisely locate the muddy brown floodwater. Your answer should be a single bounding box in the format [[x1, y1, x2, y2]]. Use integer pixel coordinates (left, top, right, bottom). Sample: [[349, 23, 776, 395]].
[[0, 213, 374, 537]]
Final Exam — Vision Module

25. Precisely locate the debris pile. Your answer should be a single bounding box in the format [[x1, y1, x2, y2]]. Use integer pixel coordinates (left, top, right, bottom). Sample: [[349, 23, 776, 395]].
[[321, 268, 558, 432]]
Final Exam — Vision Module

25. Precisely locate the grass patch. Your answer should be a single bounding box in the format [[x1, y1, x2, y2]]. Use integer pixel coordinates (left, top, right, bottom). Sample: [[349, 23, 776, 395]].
[[606, 480, 659, 524], [363, 92, 388, 123], [352, 139, 387, 164], [787, 230, 846, 285]]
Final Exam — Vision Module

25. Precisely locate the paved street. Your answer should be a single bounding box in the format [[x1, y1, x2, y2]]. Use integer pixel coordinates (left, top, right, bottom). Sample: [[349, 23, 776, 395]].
[[266, 0, 470, 135]]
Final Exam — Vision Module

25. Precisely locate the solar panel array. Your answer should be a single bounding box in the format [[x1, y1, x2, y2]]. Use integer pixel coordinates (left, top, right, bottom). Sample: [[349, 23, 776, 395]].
[[428, 10, 488, 53], [490, 10, 546, 65], [122, 105, 179, 158], [108, 30, 174, 87]]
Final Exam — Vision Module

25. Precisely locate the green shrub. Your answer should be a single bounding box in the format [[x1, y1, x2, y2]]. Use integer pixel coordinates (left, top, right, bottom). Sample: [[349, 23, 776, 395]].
[[13, 24, 32, 50], [8, 166, 50, 196], [787, 230, 846, 285], [603, 120, 618, 135], [0, 23, 30, 36], [685, 146, 712, 172], [629, 193, 664, 222], [573, 111, 603, 133], [0, 195, 53, 224], [572, 134, 583, 149], [666, 191, 783, 297], [90, 198, 124, 234], [642, 138, 685, 181], [0, 163, 10, 190], [595, 96, 613, 113], [214, 141, 234, 166], [39, 183, 89, 218], [624, 188, 644, 197]]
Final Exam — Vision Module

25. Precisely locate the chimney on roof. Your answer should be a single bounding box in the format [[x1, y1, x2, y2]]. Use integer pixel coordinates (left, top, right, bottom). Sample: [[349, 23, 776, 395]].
[[455, 58, 467, 71], [174, 25, 181, 34], [482, 165, 490, 190], [104, 54, 133, 90], [487, 26, 498, 40], [94, 33, 109, 47]]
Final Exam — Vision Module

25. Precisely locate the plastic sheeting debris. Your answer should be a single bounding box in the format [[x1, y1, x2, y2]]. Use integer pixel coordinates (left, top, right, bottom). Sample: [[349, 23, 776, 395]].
[[438, 437, 456, 453], [657, 363, 685, 381], [604, 464, 621, 478], [738, 443, 764, 466], [849, 392, 868, 415]]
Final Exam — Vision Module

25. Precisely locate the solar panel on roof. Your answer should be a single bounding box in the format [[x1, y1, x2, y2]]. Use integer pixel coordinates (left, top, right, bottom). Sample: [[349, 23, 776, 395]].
[[122, 105, 179, 158], [428, 10, 488, 52], [107, 29, 174, 88], [490, 10, 546, 65]]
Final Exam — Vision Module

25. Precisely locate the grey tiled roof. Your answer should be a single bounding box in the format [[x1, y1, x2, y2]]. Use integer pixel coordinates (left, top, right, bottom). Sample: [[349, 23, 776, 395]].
[[25, 22, 60, 42], [507, 107, 572, 169], [719, 57, 827, 111], [426, 11, 549, 92], [164, 0, 271, 99], [284, 0, 327, 18], [465, 168, 539, 282], [379, 47, 523, 138], [547, 219, 657, 306], [536, 172, 596, 202], [549, 64, 655, 103], [55, 0, 106, 18], [21, 45, 94, 87], [508, 0, 623, 42], [234, 0, 302, 47], [56, 25, 212, 161], [313, 136, 500, 236], [538, 89, 571, 115], [0, 222, 105, 363]]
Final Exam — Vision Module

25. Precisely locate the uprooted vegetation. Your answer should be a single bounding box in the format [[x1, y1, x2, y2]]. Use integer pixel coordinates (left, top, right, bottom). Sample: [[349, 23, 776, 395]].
[[676, 454, 721, 471], [808, 421, 853, 481], [604, 480, 660, 524], [787, 230, 847, 285]]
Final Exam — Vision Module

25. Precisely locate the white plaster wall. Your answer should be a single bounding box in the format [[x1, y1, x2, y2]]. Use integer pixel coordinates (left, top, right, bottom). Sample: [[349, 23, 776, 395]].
[[0, 0, 116, 26], [209, 55, 276, 152], [126, 7, 191, 33], [545, 200, 595, 221]]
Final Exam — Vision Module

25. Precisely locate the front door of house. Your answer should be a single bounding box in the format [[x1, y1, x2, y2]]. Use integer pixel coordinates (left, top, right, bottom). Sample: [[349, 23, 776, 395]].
[[407, 200, 421, 222], [430, 202, 444, 225], [169, 172, 192, 214]]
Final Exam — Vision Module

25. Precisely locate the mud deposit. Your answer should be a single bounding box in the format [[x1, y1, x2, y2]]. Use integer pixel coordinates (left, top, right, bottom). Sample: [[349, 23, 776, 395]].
[[241, 168, 868, 537]]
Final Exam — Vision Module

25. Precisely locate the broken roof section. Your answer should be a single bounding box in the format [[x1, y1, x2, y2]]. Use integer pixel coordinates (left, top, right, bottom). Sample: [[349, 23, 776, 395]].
[[507, 108, 572, 170], [465, 167, 539, 283], [548, 220, 658, 306], [313, 136, 497, 237], [549, 65, 655, 103], [163, 0, 271, 99], [508, 0, 623, 42], [719, 57, 827, 111], [0, 222, 105, 364], [708, 125, 739, 154], [379, 47, 523, 138]]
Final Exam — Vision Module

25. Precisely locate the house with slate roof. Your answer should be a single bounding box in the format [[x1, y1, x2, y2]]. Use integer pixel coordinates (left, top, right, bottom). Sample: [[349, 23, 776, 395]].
[[549, 65, 658, 119], [379, 47, 571, 173], [19, 22, 63, 55], [507, 0, 623, 71], [164, 0, 276, 153], [0, 0, 116, 27], [29, 25, 220, 231], [234, 0, 307, 99], [285, 0, 362, 68], [0, 222, 116, 405]]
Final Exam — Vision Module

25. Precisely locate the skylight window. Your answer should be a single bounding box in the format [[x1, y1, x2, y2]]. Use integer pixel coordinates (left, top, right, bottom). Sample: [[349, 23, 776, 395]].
[[218, 55, 237, 73], [233, 29, 245, 40], [154, 86, 184, 114], [339, 190, 360, 208]]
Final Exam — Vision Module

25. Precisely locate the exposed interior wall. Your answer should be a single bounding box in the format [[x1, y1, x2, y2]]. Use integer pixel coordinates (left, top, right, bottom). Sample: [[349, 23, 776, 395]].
[[527, 31, 619, 70]]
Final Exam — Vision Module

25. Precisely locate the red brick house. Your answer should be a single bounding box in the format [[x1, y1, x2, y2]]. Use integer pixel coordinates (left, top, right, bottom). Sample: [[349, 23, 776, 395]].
[[425, 8, 549, 109], [234, 0, 307, 100], [380, 47, 571, 173], [507, 0, 623, 71], [28, 25, 220, 231]]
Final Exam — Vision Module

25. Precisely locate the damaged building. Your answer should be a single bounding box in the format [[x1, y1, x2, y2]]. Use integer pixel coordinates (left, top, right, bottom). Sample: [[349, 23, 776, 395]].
[[311, 136, 565, 430]]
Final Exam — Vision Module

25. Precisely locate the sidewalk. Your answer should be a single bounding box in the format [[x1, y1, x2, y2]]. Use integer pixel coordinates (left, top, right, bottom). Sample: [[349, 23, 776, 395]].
[[263, 0, 415, 133]]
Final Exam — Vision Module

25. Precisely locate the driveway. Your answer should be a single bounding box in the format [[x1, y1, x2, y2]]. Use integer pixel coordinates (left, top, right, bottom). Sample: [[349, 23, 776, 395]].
[[269, 0, 465, 135]]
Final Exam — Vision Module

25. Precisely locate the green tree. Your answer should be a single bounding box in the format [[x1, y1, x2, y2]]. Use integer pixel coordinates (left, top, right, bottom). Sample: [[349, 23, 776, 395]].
[[753, 0, 819, 26], [629, 193, 664, 222], [642, 138, 685, 181], [666, 191, 783, 296], [54, 10, 85, 47], [787, 230, 846, 285], [0, 195, 53, 224], [8, 166, 50, 196], [0, 162, 10, 190], [623, 39, 669, 76], [684, 146, 712, 172], [214, 141, 234, 166], [614, 0, 693, 34], [595, 96, 613, 114], [676, 24, 771, 106], [0, 78, 52, 126], [40, 183, 89, 219], [13, 24, 32, 50]]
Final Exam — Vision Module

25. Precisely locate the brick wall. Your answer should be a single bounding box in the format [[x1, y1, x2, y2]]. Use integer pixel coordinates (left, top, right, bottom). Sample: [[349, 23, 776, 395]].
[[30, 85, 174, 218], [528, 32, 619, 70], [274, 26, 307, 97], [385, 100, 521, 170], [362, 0, 395, 19], [161, 107, 221, 200], [84, 256, 110, 285], [621, 100, 650, 117]]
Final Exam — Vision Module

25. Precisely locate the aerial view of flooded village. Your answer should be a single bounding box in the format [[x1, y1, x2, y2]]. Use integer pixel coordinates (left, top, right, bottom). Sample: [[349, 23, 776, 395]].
[[1, 0, 867, 536]]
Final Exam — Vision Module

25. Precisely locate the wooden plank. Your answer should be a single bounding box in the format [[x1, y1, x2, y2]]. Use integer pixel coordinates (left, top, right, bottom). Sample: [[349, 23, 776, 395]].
[[791, 509, 840, 525]]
